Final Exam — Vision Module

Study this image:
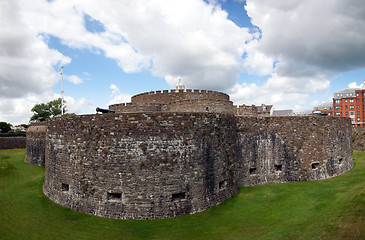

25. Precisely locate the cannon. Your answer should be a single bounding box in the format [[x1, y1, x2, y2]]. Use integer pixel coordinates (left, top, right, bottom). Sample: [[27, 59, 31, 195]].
[[96, 107, 115, 113]]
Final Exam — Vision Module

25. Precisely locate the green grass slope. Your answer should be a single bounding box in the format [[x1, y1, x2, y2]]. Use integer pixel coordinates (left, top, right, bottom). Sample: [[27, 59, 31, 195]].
[[1, 149, 364, 240]]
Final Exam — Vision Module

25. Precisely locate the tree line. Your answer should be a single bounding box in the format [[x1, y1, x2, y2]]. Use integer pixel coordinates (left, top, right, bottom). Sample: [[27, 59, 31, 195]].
[[1, 98, 74, 133]]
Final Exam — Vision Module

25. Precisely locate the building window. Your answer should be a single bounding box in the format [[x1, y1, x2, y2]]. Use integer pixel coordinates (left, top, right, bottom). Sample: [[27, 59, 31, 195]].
[[249, 167, 257, 175], [350, 105, 354, 109], [107, 192, 122, 201], [357, 118, 361, 121], [336, 100, 340, 104], [328, 113, 332, 116], [345, 105, 348, 109], [350, 112, 355, 116], [358, 105, 360, 108], [350, 99, 354, 102], [346, 112, 348, 115], [172, 192, 186, 201], [336, 112, 341, 116], [274, 164, 282, 171], [345, 99, 348, 102], [357, 99, 360, 102], [312, 162, 319, 169], [336, 106, 340, 110], [219, 180, 227, 190], [62, 183, 69, 191], [357, 111, 360, 115], [357, 93, 359, 96]]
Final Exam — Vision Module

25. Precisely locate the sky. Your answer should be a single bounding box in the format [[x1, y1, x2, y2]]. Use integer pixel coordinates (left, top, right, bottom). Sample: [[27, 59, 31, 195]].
[[1, 0, 365, 125]]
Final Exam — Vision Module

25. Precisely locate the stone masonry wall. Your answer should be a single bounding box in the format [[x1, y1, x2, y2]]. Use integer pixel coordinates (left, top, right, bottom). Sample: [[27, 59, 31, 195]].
[[43, 113, 238, 219], [109, 89, 233, 115], [25, 122, 46, 166], [131, 89, 230, 104], [233, 105, 258, 117], [236, 116, 353, 187], [0, 137, 26, 149], [169, 99, 233, 114]]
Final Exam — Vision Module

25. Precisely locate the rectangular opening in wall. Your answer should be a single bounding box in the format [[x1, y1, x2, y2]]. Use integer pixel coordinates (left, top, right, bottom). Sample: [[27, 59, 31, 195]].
[[249, 167, 257, 175], [61, 183, 69, 191], [338, 158, 343, 165], [274, 164, 282, 171], [107, 192, 122, 201], [219, 180, 227, 190], [312, 162, 319, 169], [172, 192, 186, 202]]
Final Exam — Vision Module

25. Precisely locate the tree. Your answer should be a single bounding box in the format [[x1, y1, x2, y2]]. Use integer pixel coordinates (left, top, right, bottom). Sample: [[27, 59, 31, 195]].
[[30, 98, 68, 123], [0, 122, 12, 133]]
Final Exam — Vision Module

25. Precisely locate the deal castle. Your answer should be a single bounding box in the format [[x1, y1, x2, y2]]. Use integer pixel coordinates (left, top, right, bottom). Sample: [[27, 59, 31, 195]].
[[25, 86, 353, 219]]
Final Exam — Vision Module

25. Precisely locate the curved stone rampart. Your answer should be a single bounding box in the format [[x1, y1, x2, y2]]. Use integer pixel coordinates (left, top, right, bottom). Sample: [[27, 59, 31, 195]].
[[42, 113, 353, 220], [131, 89, 230, 104], [109, 89, 233, 114], [236, 116, 353, 187], [25, 122, 46, 166], [169, 99, 233, 114], [43, 113, 238, 219]]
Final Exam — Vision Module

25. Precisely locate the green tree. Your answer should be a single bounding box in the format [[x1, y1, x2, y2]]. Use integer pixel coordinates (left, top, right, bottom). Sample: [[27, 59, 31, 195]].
[[0, 122, 12, 133], [30, 98, 68, 123]]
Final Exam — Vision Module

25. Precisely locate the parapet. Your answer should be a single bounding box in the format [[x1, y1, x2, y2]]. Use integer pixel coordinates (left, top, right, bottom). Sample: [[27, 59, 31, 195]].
[[233, 104, 258, 117], [109, 89, 233, 114], [131, 89, 230, 104]]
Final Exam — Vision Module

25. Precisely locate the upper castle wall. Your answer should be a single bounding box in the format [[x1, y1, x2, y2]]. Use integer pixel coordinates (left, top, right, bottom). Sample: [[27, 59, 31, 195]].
[[109, 89, 234, 114], [131, 89, 230, 104]]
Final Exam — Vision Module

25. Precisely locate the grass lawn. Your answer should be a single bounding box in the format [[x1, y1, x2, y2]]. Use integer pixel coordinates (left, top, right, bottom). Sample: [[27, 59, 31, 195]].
[[1, 149, 364, 240]]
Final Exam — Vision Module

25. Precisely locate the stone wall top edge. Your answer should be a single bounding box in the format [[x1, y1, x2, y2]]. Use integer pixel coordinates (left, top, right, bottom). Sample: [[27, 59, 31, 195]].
[[46, 112, 235, 122], [131, 89, 229, 98]]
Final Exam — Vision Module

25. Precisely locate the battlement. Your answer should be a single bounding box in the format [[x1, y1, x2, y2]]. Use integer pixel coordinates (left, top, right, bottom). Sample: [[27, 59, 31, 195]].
[[233, 104, 258, 117], [170, 99, 234, 114], [131, 89, 230, 104], [110, 89, 233, 114]]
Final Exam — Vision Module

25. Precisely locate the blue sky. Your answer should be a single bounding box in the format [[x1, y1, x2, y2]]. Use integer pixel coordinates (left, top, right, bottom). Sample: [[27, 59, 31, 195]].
[[1, 0, 365, 124]]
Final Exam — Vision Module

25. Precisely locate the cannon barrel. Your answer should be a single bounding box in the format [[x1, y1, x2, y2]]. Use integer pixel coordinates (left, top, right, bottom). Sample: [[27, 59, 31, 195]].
[[96, 107, 115, 113]]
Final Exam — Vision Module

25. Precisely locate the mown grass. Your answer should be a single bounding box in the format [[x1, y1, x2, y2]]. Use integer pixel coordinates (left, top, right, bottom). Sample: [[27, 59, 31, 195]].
[[1, 149, 364, 240]]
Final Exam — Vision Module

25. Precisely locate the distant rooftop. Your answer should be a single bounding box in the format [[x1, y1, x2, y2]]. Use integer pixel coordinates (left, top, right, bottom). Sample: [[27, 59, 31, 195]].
[[313, 102, 333, 111], [257, 104, 273, 114], [272, 110, 293, 116]]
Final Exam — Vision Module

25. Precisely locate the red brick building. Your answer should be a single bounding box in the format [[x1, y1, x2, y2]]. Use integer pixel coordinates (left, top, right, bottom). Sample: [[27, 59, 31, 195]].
[[333, 88, 365, 127]]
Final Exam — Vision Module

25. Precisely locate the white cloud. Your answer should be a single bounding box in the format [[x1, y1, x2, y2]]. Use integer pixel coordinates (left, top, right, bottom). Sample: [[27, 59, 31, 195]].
[[109, 84, 120, 95], [348, 82, 364, 89], [66, 75, 83, 85], [239, 0, 365, 110], [0, 1, 71, 99], [108, 83, 132, 106], [3, 0, 365, 123], [22, 0, 252, 91]]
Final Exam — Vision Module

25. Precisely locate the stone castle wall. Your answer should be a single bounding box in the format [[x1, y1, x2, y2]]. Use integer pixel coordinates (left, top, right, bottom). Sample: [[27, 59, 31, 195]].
[[25, 122, 46, 166], [131, 89, 230, 104], [25, 89, 353, 220], [233, 105, 258, 117], [40, 112, 353, 219], [43, 113, 238, 219], [236, 116, 353, 187], [0, 137, 26, 149], [109, 89, 233, 114]]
